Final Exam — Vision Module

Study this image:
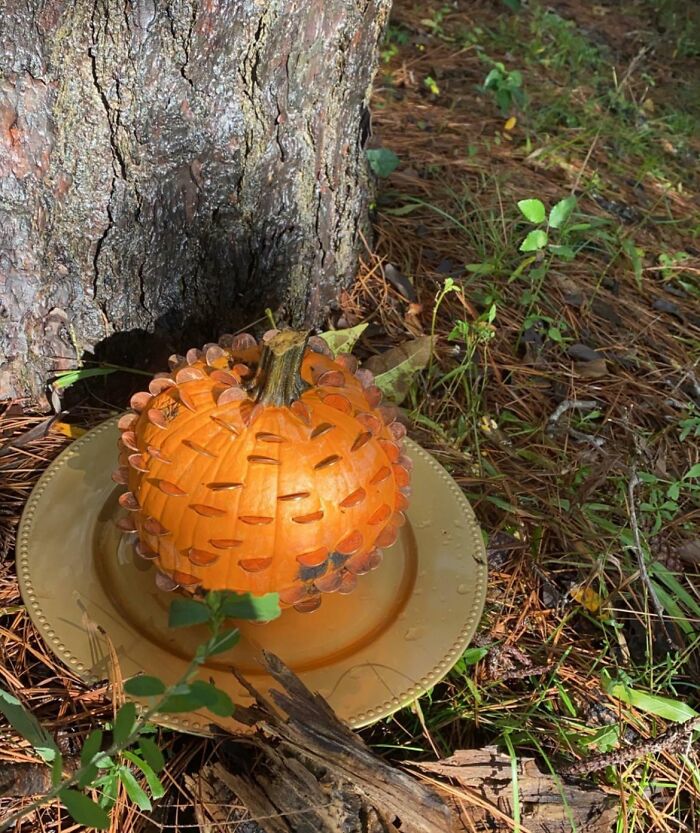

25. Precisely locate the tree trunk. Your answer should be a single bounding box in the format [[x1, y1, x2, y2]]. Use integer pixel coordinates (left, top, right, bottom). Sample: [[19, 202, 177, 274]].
[[0, 0, 390, 404]]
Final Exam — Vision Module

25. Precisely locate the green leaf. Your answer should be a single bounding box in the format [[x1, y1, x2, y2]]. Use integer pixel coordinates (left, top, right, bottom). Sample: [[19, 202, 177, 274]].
[[652, 583, 696, 636], [59, 788, 110, 829], [366, 148, 400, 177], [517, 198, 546, 224], [509, 70, 523, 88], [649, 560, 700, 620], [189, 681, 235, 717], [604, 678, 699, 722], [138, 737, 165, 774], [218, 591, 281, 622], [157, 692, 201, 713], [461, 646, 489, 665], [118, 765, 153, 811], [80, 730, 104, 769], [0, 688, 59, 763], [52, 367, 117, 390], [168, 597, 211, 629], [186, 680, 220, 708], [124, 675, 167, 697], [585, 724, 620, 753], [158, 676, 236, 715], [548, 244, 576, 261], [465, 261, 496, 275], [483, 68, 502, 89], [383, 203, 422, 216], [548, 195, 576, 229], [51, 751, 64, 786], [95, 755, 114, 770], [683, 463, 700, 480], [96, 772, 119, 810], [364, 336, 433, 405], [122, 751, 166, 799], [622, 239, 644, 290], [519, 229, 548, 252], [113, 702, 138, 746], [77, 763, 99, 790], [319, 323, 368, 355], [204, 627, 240, 657]]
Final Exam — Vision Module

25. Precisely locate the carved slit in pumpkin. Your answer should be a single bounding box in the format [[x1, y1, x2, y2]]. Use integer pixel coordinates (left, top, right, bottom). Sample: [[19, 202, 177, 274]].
[[189, 504, 226, 517], [238, 557, 273, 572], [314, 454, 342, 470], [256, 432, 286, 443], [210, 415, 240, 435], [210, 538, 243, 549], [310, 422, 335, 439], [206, 482, 243, 491], [292, 510, 324, 524], [278, 491, 311, 501], [339, 487, 366, 508], [182, 439, 217, 458]]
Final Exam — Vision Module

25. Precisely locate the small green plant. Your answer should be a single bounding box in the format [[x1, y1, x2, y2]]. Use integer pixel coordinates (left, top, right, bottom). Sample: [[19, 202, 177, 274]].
[[521, 312, 570, 345], [366, 147, 400, 178], [679, 408, 700, 442], [636, 465, 700, 534], [449, 302, 498, 350], [481, 60, 525, 114], [0, 590, 280, 831], [527, 8, 604, 76], [658, 250, 691, 279], [424, 75, 440, 96], [516, 195, 577, 256], [419, 5, 452, 38], [381, 24, 410, 62]]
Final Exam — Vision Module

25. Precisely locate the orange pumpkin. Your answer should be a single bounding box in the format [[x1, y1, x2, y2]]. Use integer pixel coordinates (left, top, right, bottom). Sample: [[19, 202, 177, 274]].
[[114, 330, 411, 612]]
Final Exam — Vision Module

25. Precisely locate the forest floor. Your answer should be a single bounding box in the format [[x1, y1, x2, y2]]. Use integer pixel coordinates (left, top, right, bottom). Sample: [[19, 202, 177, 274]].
[[1, 0, 700, 831]]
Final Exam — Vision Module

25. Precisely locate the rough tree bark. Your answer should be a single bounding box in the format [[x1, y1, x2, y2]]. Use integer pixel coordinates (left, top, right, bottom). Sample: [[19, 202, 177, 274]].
[[0, 0, 391, 403]]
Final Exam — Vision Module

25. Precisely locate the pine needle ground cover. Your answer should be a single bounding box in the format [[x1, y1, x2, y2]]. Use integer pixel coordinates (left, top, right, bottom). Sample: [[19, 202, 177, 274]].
[[1, 0, 699, 830]]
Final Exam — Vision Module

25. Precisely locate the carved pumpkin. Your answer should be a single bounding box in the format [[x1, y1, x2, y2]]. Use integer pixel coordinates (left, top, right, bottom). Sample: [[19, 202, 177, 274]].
[[114, 330, 411, 612]]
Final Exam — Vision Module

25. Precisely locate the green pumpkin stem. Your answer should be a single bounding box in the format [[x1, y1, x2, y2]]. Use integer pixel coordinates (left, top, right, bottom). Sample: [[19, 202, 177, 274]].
[[255, 330, 310, 406]]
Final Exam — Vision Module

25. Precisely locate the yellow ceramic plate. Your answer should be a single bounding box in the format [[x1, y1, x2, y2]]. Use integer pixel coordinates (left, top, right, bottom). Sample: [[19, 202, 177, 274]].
[[17, 416, 486, 733]]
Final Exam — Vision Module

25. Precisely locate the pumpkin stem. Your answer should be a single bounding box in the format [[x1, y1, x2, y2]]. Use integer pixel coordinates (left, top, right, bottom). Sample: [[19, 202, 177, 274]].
[[255, 330, 310, 406]]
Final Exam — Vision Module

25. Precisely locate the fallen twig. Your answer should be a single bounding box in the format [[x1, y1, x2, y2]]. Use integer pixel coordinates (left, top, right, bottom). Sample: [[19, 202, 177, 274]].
[[626, 469, 680, 651], [563, 716, 700, 776], [546, 400, 598, 434]]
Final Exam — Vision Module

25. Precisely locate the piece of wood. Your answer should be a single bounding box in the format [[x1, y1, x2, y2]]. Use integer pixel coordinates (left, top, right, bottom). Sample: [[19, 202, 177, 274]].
[[184, 764, 265, 833], [414, 748, 618, 833], [208, 652, 460, 833], [184, 655, 616, 833]]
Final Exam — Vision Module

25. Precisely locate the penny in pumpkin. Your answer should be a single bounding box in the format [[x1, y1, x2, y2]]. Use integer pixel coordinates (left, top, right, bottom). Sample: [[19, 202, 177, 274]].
[[114, 330, 411, 612]]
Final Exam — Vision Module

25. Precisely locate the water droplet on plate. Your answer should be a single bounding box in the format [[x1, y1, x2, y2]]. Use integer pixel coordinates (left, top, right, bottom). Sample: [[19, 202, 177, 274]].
[[457, 583, 469, 594], [404, 627, 423, 641]]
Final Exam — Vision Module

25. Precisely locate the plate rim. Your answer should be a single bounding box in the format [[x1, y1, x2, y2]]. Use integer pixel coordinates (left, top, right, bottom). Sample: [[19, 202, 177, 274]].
[[17, 415, 487, 730]]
